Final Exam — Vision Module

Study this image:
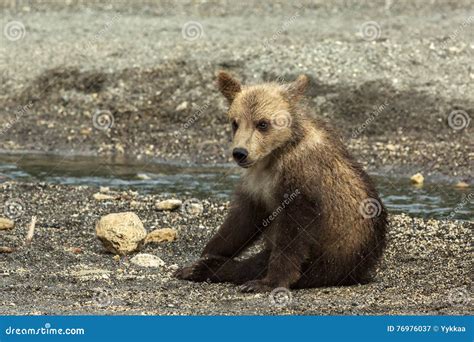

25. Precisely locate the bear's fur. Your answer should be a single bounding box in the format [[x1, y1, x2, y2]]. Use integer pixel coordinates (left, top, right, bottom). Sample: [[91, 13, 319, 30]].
[[175, 72, 388, 292]]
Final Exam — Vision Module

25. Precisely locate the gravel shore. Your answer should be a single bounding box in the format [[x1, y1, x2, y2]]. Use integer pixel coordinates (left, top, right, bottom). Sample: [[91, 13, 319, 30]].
[[0, 1, 472, 316], [0, 182, 472, 315], [0, 1, 472, 179]]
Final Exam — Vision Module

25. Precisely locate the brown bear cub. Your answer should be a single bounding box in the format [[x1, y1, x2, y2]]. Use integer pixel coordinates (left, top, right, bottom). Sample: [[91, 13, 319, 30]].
[[175, 72, 388, 292]]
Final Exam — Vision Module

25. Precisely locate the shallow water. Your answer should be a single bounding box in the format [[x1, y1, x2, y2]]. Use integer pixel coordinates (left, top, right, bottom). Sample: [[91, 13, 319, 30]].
[[0, 153, 471, 221]]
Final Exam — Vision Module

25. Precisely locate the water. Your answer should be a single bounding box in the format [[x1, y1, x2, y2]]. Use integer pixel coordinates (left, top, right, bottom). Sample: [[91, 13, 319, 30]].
[[0, 153, 471, 221]]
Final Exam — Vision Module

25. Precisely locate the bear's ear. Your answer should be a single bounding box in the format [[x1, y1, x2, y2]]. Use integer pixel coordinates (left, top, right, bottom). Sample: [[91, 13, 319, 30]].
[[216, 71, 241, 103], [286, 74, 309, 101]]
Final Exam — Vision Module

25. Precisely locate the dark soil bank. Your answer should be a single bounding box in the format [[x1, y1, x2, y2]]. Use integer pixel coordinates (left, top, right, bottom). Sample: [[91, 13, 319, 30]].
[[0, 1, 472, 179], [0, 182, 472, 315]]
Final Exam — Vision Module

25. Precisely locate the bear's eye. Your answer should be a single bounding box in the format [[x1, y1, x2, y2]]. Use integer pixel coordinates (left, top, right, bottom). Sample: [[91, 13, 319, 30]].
[[231, 120, 238, 132], [256, 120, 269, 132]]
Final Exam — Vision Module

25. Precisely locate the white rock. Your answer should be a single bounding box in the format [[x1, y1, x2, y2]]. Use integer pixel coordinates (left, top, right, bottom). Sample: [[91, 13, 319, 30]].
[[130, 253, 165, 268], [137, 173, 151, 180], [176, 101, 188, 111], [93, 193, 115, 201], [155, 199, 182, 211]]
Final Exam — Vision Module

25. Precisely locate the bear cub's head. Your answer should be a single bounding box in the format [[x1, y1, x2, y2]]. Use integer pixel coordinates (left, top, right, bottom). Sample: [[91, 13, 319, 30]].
[[217, 71, 309, 168]]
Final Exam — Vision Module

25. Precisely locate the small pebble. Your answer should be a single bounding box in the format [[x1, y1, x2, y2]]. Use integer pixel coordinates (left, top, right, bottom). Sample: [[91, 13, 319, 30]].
[[145, 228, 177, 244], [137, 173, 151, 180], [0, 246, 14, 253], [0, 218, 14, 230], [410, 173, 424, 185], [155, 199, 182, 211], [454, 181, 469, 188], [93, 193, 115, 201]]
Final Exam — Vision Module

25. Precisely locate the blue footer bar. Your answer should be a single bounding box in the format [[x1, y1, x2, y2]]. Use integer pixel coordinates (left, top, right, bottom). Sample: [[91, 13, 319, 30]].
[[0, 316, 472, 342]]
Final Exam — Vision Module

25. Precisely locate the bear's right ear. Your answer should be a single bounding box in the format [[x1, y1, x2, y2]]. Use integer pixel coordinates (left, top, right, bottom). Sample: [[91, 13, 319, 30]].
[[216, 71, 241, 103], [286, 74, 309, 102]]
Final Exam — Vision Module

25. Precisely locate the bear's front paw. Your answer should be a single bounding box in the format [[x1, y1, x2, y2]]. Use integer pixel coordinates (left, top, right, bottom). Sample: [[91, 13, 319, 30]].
[[239, 280, 274, 293], [174, 260, 210, 282], [174, 257, 226, 282]]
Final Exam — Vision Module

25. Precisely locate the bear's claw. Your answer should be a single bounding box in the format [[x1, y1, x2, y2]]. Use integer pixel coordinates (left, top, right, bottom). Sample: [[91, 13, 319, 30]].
[[239, 280, 274, 293]]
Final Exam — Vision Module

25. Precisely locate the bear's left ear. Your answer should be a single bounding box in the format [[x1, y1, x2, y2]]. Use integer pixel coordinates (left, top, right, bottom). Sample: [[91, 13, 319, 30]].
[[286, 74, 309, 101], [216, 71, 241, 103]]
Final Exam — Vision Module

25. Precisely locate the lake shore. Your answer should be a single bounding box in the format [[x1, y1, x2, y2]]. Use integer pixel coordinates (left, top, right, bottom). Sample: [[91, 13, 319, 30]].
[[0, 1, 472, 316], [0, 1, 472, 180], [0, 182, 472, 315]]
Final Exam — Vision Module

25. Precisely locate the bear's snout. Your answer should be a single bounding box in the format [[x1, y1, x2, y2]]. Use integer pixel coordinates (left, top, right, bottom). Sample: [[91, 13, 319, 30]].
[[232, 147, 249, 166]]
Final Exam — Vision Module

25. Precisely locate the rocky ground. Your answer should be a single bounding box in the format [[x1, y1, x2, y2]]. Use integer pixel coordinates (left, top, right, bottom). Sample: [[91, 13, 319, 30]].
[[0, 1, 472, 315], [0, 1, 472, 180], [0, 182, 472, 315]]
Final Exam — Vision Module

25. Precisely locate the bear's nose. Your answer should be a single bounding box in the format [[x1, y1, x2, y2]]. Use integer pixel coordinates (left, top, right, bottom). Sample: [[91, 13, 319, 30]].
[[232, 148, 248, 163]]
